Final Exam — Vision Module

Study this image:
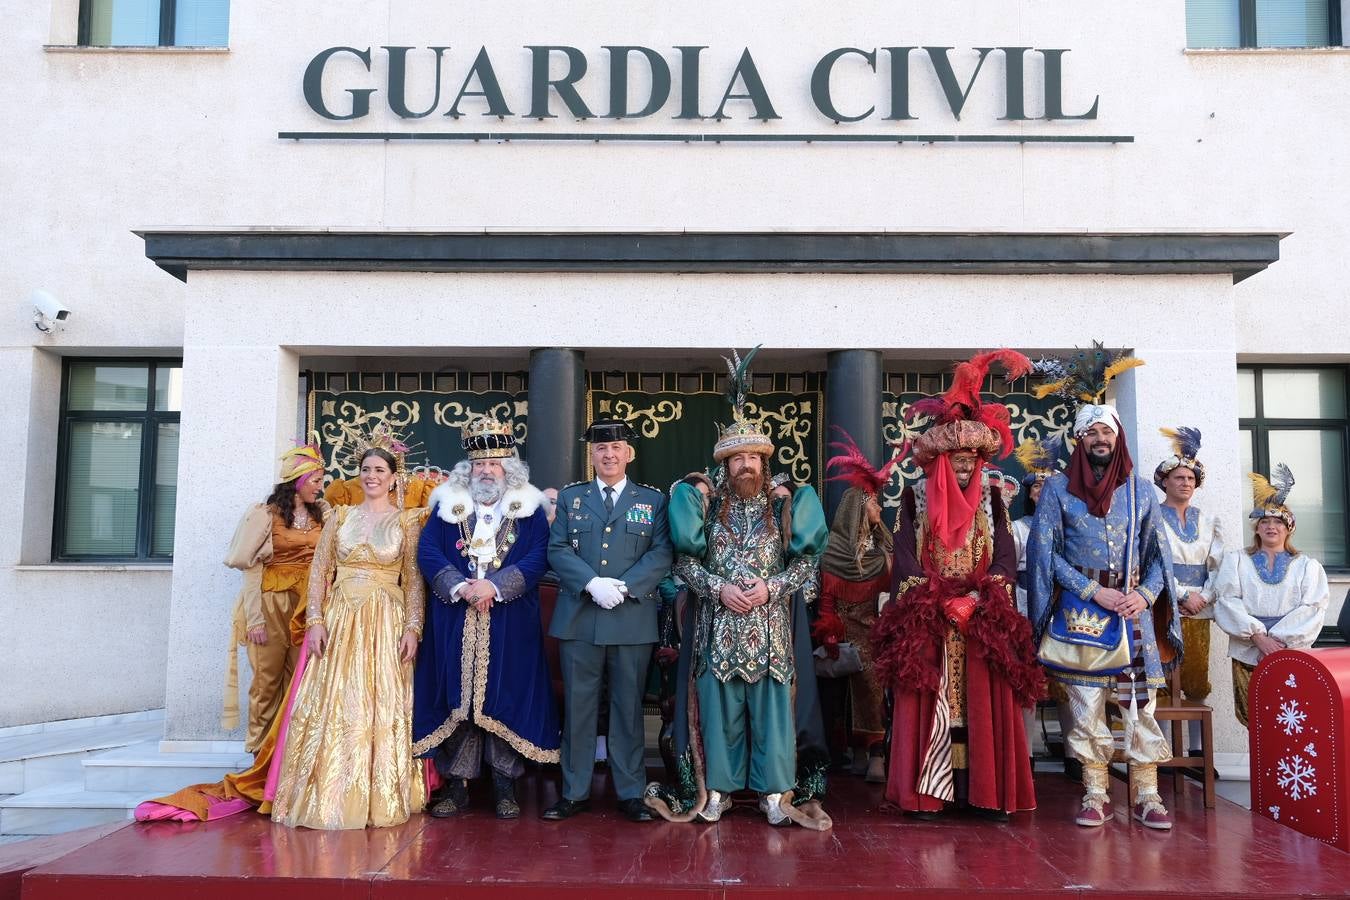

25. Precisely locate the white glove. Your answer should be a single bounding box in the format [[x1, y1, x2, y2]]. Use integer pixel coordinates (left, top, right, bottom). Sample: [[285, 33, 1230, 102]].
[[586, 577, 626, 610]]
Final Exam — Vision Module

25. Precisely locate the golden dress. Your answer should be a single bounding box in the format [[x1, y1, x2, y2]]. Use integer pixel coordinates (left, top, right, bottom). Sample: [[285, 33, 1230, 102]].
[[270, 505, 428, 830]]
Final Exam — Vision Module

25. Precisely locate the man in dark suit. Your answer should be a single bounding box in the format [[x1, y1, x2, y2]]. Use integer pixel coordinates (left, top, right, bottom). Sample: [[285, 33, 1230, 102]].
[[543, 419, 673, 822]]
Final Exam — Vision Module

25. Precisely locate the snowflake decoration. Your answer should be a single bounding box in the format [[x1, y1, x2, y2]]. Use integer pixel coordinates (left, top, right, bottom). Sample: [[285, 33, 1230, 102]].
[[1276, 699, 1307, 736], [1268, 805, 1281, 820], [1304, 742, 1318, 758], [1285, 674, 1298, 688], [1276, 755, 1317, 801]]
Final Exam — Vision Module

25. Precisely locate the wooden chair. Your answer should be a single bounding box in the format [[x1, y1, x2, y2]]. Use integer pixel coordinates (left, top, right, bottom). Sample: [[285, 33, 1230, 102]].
[[1108, 666, 1216, 808]]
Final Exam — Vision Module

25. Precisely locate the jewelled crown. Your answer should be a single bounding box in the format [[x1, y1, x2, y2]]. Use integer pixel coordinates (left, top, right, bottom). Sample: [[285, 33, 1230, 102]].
[[713, 418, 774, 462], [462, 415, 517, 460]]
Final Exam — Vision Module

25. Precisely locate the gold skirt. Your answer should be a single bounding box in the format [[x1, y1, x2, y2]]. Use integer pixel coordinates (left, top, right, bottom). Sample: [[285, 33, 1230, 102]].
[[270, 572, 424, 829]]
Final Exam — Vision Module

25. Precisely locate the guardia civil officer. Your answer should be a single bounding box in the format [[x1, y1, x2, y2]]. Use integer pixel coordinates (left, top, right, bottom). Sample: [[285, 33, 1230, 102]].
[[543, 419, 673, 822]]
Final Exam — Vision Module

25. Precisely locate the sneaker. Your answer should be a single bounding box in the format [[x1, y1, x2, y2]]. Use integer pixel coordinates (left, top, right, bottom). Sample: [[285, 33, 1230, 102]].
[[864, 752, 887, 784], [1075, 796, 1112, 827], [696, 790, 732, 823], [759, 792, 789, 826], [1133, 799, 1173, 831]]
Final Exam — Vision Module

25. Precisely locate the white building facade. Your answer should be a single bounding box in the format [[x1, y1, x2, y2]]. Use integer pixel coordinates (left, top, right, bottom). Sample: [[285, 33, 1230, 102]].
[[3, 0, 1349, 772]]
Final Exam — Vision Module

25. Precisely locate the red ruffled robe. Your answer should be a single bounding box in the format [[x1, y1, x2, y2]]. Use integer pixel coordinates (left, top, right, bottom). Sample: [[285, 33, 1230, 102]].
[[873, 483, 1042, 813]]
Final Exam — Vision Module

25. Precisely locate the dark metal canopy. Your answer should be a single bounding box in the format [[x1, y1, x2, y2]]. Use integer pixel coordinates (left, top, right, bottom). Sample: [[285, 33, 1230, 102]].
[[135, 229, 1285, 284]]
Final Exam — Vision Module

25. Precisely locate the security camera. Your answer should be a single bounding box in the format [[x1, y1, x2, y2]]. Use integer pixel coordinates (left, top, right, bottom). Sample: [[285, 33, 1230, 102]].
[[32, 290, 70, 333]]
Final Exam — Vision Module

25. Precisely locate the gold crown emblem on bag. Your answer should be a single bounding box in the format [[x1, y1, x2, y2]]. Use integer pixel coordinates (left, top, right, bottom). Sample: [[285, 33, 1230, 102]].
[[461, 415, 517, 460], [1065, 607, 1111, 638]]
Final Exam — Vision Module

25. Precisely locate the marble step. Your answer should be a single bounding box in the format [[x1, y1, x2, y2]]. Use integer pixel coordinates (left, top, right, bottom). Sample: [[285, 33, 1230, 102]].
[[0, 781, 150, 836], [0, 709, 163, 741], [0, 721, 165, 795], [82, 742, 251, 793]]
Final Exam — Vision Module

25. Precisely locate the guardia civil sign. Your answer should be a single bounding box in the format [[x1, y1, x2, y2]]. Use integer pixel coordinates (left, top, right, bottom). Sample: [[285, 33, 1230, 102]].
[[286, 42, 1128, 145]]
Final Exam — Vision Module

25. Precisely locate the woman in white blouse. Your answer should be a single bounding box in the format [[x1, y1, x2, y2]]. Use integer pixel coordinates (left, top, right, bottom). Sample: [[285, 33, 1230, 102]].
[[1215, 465, 1330, 726]]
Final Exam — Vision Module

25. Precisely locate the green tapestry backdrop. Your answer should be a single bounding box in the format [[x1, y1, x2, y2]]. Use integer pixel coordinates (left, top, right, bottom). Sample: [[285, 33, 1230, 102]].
[[587, 390, 823, 493], [305, 382, 1065, 506], [880, 390, 1073, 512], [310, 390, 526, 480]]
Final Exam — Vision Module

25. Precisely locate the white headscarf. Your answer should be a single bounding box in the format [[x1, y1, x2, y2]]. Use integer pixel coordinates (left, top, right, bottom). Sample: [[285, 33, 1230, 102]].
[[1074, 403, 1121, 437]]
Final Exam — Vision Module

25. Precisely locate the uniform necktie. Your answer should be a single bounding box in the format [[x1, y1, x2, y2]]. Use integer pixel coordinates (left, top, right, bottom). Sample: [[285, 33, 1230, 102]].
[[604, 486, 615, 515]]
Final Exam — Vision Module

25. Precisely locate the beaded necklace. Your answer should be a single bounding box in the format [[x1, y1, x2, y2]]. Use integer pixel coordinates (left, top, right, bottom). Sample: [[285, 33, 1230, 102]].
[[454, 515, 518, 572]]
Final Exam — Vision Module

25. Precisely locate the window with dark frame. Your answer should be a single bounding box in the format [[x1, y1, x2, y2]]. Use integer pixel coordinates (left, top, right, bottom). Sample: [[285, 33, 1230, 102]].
[[55, 360, 182, 562], [1239, 365, 1349, 569], [78, 0, 229, 48], [1187, 0, 1343, 48]]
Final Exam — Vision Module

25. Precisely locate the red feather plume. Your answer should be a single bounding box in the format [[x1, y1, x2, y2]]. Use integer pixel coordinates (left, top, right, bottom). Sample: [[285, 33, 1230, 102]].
[[906, 349, 1031, 458], [825, 427, 899, 496]]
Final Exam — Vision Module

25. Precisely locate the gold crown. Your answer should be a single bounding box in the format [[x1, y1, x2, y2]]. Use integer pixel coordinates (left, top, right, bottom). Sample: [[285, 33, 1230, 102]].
[[1065, 606, 1111, 639], [463, 416, 512, 442], [462, 415, 517, 460]]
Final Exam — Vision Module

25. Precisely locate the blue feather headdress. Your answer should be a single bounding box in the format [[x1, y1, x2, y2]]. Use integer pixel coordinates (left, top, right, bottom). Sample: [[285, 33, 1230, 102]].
[[1154, 425, 1206, 488], [1013, 434, 1065, 486]]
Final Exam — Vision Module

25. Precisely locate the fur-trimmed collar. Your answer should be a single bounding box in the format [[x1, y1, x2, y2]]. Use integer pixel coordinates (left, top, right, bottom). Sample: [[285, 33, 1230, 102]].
[[430, 481, 545, 524]]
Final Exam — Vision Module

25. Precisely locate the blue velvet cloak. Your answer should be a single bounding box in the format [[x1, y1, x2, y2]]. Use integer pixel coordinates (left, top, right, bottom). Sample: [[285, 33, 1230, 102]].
[[411, 504, 561, 762]]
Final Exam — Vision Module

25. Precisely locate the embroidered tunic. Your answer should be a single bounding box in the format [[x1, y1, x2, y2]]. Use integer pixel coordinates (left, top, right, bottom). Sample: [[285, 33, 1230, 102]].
[[1027, 472, 1179, 690], [1214, 550, 1330, 666], [676, 492, 817, 684], [1160, 505, 1225, 620]]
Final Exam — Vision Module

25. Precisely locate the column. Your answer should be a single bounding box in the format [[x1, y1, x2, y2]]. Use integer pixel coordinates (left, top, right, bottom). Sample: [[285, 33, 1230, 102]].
[[527, 348, 586, 490], [162, 344, 300, 742], [824, 349, 884, 519]]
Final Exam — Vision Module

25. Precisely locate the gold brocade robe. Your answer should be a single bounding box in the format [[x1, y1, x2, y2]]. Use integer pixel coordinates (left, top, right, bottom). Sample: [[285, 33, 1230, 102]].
[[270, 506, 428, 830]]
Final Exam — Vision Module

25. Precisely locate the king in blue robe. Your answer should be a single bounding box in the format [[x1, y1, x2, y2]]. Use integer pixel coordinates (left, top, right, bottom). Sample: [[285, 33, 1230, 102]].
[[412, 419, 560, 819]]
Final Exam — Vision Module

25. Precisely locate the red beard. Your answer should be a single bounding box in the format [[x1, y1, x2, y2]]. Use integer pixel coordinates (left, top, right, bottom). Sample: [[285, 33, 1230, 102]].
[[732, 471, 764, 499]]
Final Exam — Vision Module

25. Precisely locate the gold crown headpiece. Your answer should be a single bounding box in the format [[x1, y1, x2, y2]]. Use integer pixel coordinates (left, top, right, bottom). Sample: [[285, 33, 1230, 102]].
[[334, 419, 420, 475], [462, 415, 517, 460]]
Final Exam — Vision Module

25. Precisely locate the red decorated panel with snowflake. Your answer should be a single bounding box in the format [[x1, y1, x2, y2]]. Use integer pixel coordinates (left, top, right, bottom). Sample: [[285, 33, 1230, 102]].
[[1250, 648, 1350, 852]]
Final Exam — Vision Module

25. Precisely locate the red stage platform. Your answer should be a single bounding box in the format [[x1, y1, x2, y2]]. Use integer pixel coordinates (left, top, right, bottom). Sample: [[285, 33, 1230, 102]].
[[17, 771, 1350, 899]]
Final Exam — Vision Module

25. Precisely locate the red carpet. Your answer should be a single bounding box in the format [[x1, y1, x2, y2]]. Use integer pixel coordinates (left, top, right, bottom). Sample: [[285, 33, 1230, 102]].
[[18, 770, 1350, 899]]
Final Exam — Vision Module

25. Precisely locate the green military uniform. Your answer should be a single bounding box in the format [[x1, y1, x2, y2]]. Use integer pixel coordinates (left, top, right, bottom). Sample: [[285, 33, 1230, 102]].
[[548, 475, 673, 803]]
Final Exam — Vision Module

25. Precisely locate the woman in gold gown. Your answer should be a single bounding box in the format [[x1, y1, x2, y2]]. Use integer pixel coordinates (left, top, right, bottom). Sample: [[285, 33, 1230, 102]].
[[270, 447, 428, 829]]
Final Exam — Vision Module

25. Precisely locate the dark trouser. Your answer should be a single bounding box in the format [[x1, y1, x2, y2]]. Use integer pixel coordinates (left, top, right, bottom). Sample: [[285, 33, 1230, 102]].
[[559, 640, 654, 801], [435, 724, 524, 780]]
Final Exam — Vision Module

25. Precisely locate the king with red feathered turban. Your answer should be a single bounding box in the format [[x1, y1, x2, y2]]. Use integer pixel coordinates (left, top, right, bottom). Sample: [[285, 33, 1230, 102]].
[[871, 350, 1043, 819]]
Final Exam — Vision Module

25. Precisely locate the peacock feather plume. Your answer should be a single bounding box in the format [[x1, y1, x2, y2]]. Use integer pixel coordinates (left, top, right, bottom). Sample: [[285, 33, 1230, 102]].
[[1032, 340, 1145, 404]]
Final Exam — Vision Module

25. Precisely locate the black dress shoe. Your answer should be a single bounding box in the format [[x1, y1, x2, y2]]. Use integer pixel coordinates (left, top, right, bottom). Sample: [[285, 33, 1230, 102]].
[[618, 798, 656, 822], [541, 798, 591, 821], [969, 806, 1011, 823], [905, 809, 943, 821]]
